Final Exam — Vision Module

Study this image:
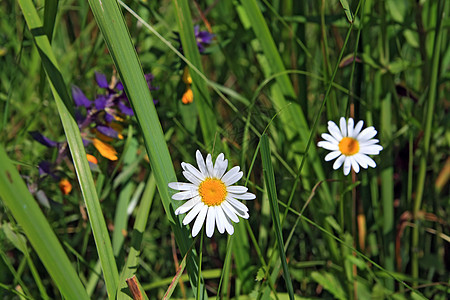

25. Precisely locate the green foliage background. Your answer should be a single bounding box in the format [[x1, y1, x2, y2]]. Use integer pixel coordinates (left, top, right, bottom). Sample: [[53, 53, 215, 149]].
[[0, 0, 449, 299]]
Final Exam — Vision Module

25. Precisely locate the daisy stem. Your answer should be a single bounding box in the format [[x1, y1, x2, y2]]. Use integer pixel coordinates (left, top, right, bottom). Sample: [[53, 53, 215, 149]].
[[196, 227, 205, 299]]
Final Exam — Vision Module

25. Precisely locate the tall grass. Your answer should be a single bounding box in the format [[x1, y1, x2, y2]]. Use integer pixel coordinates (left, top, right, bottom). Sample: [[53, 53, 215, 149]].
[[0, 0, 448, 299]]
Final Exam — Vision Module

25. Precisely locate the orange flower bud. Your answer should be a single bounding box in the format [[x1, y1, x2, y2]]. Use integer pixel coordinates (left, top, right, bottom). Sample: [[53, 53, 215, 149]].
[[182, 87, 194, 104], [59, 178, 72, 195]]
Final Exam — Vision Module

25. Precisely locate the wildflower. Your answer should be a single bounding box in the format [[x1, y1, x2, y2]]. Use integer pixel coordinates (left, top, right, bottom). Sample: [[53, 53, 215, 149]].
[[181, 67, 193, 104], [194, 25, 214, 53], [318, 117, 383, 175], [59, 178, 72, 195], [169, 150, 255, 238], [181, 87, 194, 104]]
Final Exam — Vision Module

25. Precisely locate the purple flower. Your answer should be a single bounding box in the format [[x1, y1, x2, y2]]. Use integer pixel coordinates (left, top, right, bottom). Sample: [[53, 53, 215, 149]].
[[29, 131, 58, 148], [95, 72, 109, 89], [71, 85, 91, 108], [194, 25, 214, 53], [95, 95, 108, 110], [117, 102, 134, 116]]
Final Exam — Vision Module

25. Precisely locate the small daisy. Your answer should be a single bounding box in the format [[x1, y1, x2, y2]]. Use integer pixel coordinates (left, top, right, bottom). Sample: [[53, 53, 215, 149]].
[[318, 117, 383, 175], [169, 150, 255, 238]]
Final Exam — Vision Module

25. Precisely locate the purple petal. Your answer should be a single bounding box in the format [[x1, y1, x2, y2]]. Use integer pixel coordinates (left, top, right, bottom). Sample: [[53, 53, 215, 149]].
[[38, 161, 52, 175], [71, 85, 91, 108], [118, 102, 134, 116], [95, 72, 109, 88], [97, 125, 119, 138], [29, 131, 58, 147], [116, 81, 124, 91], [104, 112, 115, 123], [95, 96, 108, 110], [197, 31, 214, 43], [82, 139, 90, 147]]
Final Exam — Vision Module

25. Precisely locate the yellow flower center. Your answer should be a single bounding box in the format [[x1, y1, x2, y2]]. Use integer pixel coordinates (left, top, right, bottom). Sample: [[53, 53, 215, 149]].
[[198, 178, 227, 206], [339, 137, 360, 156]]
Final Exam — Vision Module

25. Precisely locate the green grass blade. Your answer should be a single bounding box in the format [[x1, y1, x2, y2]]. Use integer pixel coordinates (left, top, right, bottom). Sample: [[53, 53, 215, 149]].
[[173, 0, 217, 149], [260, 134, 294, 299], [117, 174, 156, 300], [17, 0, 120, 297], [0, 145, 89, 300], [86, 0, 206, 297]]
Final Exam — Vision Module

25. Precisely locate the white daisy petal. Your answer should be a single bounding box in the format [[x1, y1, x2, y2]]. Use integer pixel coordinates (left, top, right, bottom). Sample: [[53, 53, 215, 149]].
[[168, 182, 197, 191], [222, 167, 243, 185], [182, 171, 201, 185], [172, 190, 198, 200], [359, 144, 383, 155], [357, 126, 377, 141], [352, 120, 364, 137], [215, 206, 226, 233], [223, 215, 234, 235], [206, 206, 216, 237], [321, 133, 339, 144], [182, 163, 206, 181], [340, 117, 347, 137], [221, 201, 240, 223], [192, 205, 208, 237], [226, 201, 249, 219], [226, 186, 248, 194], [350, 157, 360, 173], [196, 150, 208, 175], [347, 118, 354, 137], [182, 202, 204, 225], [216, 159, 228, 179], [318, 141, 339, 151], [226, 196, 249, 212], [361, 154, 377, 168], [325, 151, 341, 161], [213, 153, 225, 177], [205, 154, 214, 177], [333, 155, 346, 170], [359, 139, 380, 146], [343, 157, 351, 175], [228, 192, 256, 200], [175, 196, 201, 215], [353, 153, 369, 169], [328, 121, 343, 141]]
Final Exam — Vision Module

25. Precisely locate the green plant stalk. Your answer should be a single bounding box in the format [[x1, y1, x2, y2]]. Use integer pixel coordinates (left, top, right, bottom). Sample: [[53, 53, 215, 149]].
[[86, 0, 206, 297], [173, 0, 217, 149], [0, 145, 89, 300], [412, 0, 444, 284], [380, 91, 394, 290], [17, 0, 119, 297], [261, 134, 295, 299]]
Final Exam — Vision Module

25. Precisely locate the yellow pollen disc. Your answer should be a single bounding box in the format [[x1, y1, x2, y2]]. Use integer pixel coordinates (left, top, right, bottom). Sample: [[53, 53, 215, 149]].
[[198, 178, 227, 206], [339, 137, 360, 156]]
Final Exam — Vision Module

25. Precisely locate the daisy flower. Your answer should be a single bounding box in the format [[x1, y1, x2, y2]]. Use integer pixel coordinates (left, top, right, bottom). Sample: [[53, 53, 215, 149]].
[[317, 117, 383, 175], [169, 150, 255, 238]]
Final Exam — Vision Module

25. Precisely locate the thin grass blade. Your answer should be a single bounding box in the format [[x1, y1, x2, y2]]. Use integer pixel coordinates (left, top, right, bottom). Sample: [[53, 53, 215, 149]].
[[260, 134, 294, 299]]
